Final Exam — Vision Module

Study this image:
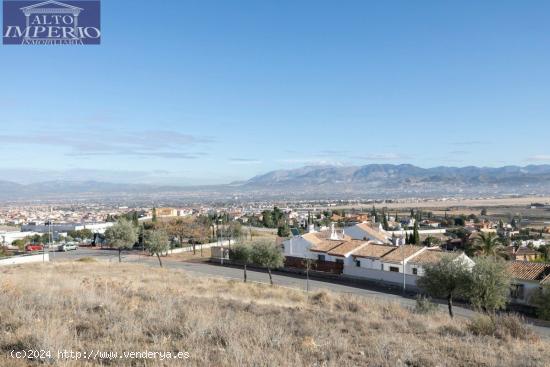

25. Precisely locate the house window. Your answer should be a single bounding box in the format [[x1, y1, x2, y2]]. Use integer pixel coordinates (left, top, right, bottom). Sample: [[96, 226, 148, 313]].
[[389, 266, 399, 273], [318, 254, 325, 262], [335, 258, 344, 265], [355, 260, 361, 267], [412, 268, 418, 275], [510, 284, 525, 300]]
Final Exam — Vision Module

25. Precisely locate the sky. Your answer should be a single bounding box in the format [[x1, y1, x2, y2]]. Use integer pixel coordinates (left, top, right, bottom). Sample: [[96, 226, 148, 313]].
[[1, 0, 550, 185]]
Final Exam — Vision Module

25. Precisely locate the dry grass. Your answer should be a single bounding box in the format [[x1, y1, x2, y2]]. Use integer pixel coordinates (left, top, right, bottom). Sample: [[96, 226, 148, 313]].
[[171, 247, 212, 261], [0, 262, 549, 366]]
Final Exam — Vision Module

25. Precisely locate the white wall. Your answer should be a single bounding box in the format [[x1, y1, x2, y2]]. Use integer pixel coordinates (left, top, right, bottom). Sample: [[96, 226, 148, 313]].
[[167, 240, 230, 255], [344, 225, 387, 243], [343, 266, 418, 287], [389, 229, 446, 236], [510, 280, 541, 305], [354, 257, 384, 271], [283, 237, 318, 260], [0, 253, 49, 266], [0, 231, 40, 244]]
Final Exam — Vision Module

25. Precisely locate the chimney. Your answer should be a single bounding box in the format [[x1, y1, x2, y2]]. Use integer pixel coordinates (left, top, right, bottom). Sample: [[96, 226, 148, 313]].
[[330, 222, 339, 240]]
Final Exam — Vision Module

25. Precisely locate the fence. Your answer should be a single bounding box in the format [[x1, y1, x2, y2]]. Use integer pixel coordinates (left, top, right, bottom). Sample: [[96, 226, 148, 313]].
[[166, 240, 231, 255]]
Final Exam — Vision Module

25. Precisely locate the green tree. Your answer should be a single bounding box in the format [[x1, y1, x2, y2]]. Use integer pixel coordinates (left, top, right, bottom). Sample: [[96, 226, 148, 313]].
[[277, 222, 291, 237], [412, 221, 420, 245], [530, 285, 550, 320], [227, 221, 243, 246], [473, 232, 505, 258], [104, 219, 138, 262], [229, 243, 253, 282], [152, 207, 158, 223], [423, 236, 440, 247], [251, 240, 284, 286], [144, 229, 170, 267], [12, 239, 26, 251], [467, 257, 510, 312], [382, 212, 389, 231], [261, 210, 275, 228], [132, 211, 139, 227], [417, 256, 472, 318]]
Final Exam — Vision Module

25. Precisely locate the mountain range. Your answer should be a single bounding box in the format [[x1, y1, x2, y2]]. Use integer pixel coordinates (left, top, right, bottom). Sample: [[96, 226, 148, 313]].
[[2, 164, 550, 202]]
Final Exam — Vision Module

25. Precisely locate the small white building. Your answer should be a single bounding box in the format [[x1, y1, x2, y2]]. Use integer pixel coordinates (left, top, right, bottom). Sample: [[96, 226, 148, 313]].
[[344, 222, 391, 244], [506, 262, 550, 305]]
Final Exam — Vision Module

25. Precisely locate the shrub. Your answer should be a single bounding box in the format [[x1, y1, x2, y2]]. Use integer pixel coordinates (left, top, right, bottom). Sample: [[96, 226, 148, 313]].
[[467, 314, 537, 341], [467, 314, 496, 337], [530, 285, 550, 321], [76, 257, 97, 263], [414, 295, 438, 315]]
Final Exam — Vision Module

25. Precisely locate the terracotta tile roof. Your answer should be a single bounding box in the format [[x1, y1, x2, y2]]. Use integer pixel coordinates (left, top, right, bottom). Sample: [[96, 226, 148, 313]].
[[309, 240, 345, 253], [507, 261, 550, 282], [356, 223, 390, 243], [382, 245, 424, 263], [352, 243, 397, 259], [327, 240, 368, 257], [408, 249, 463, 264]]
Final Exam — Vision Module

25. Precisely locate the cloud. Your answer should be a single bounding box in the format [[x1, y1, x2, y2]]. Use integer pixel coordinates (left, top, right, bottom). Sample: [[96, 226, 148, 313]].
[[450, 140, 485, 146], [318, 149, 348, 156], [527, 155, 550, 162], [229, 158, 262, 164], [0, 129, 212, 159], [352, 153, 406, 161], [277, 158, 347, 166], [448, 150, 470, 155]]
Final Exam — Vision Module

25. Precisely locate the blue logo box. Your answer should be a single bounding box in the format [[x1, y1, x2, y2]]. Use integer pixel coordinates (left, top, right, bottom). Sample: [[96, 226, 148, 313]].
[[3, 0, 100, 45]]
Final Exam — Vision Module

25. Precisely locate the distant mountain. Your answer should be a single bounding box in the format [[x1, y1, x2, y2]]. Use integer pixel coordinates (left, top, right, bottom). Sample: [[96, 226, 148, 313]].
[[2, 164, 550, 202], [238, 164, 550, 198]]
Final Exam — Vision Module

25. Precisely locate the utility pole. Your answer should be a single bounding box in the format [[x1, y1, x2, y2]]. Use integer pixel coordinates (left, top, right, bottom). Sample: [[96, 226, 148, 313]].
[[219, 218, 224, 265], [402, 243, 406, 293]]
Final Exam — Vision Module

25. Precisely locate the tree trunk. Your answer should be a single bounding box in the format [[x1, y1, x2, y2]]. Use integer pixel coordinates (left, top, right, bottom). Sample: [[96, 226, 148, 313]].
[[118, 248, 122, 262], [447, 294, 454, 318], [193, 243, 196, 255], [268, 268, 273, 286], [243, 264, 247, 283], [157, 253, 163, 268]]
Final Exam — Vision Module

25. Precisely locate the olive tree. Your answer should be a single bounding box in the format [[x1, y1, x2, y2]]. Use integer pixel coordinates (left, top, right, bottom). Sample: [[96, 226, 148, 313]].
[[530, 285, 550, 320], [467, 256, 510, 312], [144, 229, 170, 268], [417, 256, 472, 318], [229, 243, 253, 282], [104, 219, 138, 262], [251, 239, 284, 286]]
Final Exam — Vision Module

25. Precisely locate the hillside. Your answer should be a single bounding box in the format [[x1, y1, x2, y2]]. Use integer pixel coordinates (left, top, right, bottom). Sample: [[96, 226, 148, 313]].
[[240, 164, 550, 198], [0, 262, 548, 366]]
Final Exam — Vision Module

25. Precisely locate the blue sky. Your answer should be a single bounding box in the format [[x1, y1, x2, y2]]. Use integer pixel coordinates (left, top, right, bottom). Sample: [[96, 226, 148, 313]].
[[1, 0, 549, 185]]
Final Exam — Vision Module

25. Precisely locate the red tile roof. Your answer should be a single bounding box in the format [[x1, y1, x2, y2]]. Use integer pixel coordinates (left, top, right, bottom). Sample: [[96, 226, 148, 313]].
[[507, 261, 550, 282]]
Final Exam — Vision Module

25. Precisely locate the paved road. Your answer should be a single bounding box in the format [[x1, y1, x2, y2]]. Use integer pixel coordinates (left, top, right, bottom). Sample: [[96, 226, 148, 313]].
[[53, 248, 550, 337]]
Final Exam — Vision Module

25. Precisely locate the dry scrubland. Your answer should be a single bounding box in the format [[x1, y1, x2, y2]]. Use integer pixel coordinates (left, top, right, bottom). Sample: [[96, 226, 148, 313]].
[[0, 262, 549, 367]]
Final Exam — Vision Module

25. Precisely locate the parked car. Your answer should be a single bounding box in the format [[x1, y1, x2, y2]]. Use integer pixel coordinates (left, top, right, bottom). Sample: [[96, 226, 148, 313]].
[[25, 244, 44, 252], [60, 243, 78, 252]]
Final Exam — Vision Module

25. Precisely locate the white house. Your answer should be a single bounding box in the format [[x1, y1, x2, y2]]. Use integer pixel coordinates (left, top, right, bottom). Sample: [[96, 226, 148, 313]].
[[506, 262, 550, 305], [344, 222, 391, 244], [345, 245, 473, 289], [284, 224, 367, 264]]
